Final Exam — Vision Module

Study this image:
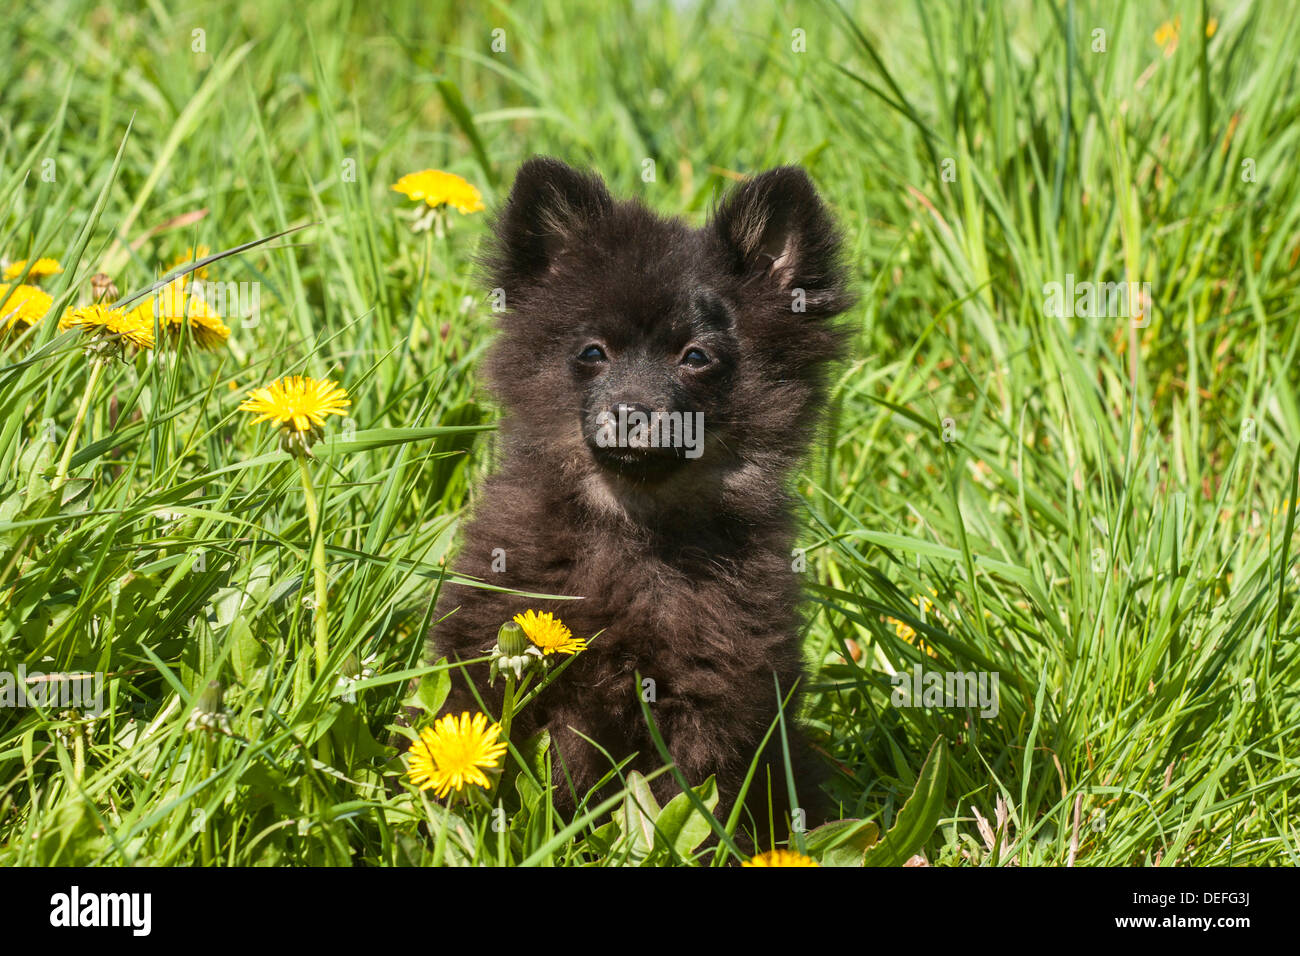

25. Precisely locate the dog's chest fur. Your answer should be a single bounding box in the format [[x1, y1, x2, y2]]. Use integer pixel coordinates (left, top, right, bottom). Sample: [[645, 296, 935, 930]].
[[432, 467, 806, 788]]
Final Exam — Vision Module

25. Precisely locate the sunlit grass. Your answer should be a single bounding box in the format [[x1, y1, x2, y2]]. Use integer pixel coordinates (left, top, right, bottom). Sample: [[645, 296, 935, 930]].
[[0, 0, 1296, 865]]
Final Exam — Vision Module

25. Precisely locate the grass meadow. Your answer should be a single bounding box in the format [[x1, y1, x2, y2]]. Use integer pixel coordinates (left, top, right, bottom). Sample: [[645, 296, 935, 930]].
[[1, 0, 1297, 866]]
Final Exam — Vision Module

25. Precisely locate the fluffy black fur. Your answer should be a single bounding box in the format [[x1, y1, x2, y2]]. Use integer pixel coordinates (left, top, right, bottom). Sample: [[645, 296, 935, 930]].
[[428, 157, 853, 834]]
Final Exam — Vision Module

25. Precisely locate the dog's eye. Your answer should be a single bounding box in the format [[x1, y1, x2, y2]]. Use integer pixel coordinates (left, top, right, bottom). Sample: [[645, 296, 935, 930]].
[[681, 347, 711, 368], [578, 344, 607, 362]]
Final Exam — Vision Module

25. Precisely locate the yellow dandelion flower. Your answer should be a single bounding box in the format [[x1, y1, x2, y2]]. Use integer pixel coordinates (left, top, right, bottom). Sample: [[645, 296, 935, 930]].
[[743, 849, 820, 867], [165, 245, 212, 281], [239, 376, 350, 456], [143, 281, 230, 349], [407, 711, 508, 799], [0, 283, 54, 330], [3, 257, 63, 282], [513, 609, 586, 655], [1154, 16, 1180, 51], [151, 277, 191, 323], [391, 169, 485, 214], [892, 593, 938, 658], [183, 304, 231, 349], [125, 298, 155, 331], [60, 304, 155, 350], [239, 375, 350, 432], [1206, 17, 1218, 38]]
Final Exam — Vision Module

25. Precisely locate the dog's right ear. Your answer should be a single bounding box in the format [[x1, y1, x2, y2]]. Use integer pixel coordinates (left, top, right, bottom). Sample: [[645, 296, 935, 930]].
[[488, 158, 613, 294]]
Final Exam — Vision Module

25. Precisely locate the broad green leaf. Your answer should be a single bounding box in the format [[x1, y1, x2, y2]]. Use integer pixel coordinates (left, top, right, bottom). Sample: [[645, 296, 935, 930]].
[[653, 775, 719, 860], [862, 737, 949, 867], [402, 664, 451, 715], [616, 770, 661, 861], [806, 817, 882, 867]]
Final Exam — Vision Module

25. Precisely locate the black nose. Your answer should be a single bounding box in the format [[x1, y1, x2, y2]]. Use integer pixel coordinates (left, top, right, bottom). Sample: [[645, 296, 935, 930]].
[[607, 402, 655, 449], [613, 402, 653, 420]]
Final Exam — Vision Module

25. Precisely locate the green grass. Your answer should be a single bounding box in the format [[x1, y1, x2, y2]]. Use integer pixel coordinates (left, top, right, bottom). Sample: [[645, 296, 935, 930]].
[[1, 0, 1297, 865]]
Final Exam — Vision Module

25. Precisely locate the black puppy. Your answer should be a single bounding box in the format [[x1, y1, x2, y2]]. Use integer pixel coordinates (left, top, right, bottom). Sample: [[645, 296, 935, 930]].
[[430, 158, 852, 837]]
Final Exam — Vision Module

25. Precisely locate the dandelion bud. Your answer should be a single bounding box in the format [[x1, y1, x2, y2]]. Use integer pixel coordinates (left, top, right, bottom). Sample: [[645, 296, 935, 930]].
[[497, 621, 527, 658], [186, 680, 233, 735], [488, 620, 542, 684], [196, 680, 223, 713], [90, 273, 119, 302], [342, 652, 362, 680], [335, 652, 376, 703]]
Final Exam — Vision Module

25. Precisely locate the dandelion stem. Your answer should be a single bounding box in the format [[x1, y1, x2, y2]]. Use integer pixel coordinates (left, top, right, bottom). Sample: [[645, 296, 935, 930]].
[[427, 791, 450, 866], [72, 723, 85, 782], [500, 673, 518, 746], [53, 357, 106, 490], [296, 455, 330, 676], [198, 736, 215, 866]]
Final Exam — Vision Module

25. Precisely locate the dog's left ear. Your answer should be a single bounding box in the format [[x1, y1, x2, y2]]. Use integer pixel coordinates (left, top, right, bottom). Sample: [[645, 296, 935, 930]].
[[710, 167, 850, 315]]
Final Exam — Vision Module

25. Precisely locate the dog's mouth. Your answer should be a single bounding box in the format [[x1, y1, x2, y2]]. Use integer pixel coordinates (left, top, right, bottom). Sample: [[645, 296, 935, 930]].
[[581, 405, 708, 484], [588, 443, 687, 483]]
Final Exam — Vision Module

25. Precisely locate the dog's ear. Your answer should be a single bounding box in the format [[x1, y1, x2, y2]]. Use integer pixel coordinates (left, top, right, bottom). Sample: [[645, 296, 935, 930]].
[[710, 166, 850, 315], [489, 157, 613, 292]]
